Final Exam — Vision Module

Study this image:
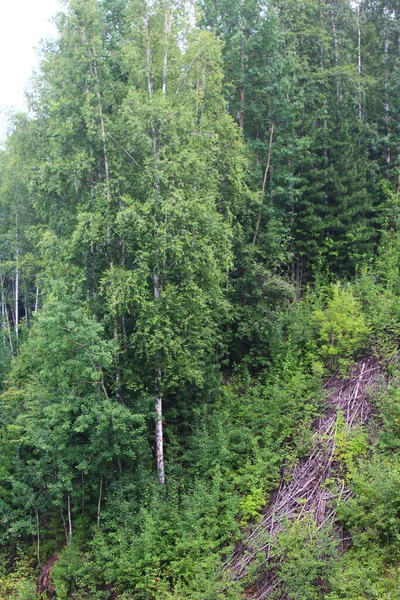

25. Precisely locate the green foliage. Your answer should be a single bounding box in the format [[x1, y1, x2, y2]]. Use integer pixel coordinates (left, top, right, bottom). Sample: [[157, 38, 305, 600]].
[[52, 545, 82, 600], [0, 288, 149, 546], [270, 518, 339, 600], [326, 549, 400, 600], [313, 283, 370, 372], [326, 361, 400, 600], [1, 0, 400, 598], [239, 487, 265, 525], [337, 457, 400, 555], [334, 412, 369, 475], [0, 549, 40, 600]]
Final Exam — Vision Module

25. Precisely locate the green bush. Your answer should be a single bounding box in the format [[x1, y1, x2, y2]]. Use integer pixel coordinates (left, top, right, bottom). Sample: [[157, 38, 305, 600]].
[[313, 283, 370, 372], [270, 518, 338, 600]]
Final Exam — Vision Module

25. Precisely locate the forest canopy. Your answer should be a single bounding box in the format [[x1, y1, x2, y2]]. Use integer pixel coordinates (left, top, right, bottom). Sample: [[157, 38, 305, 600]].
[[1, 1, 400, 598]]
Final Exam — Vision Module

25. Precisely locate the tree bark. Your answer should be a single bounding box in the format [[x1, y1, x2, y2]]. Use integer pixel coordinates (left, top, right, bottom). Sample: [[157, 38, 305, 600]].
[[97, 476, 103, 526], [0, 270, 14, 356], [154, 269, 165, 485], [239, 42, 245, 130], [357, 2, 362, 120], [162, 0, 171, 96], [15, 211, 19, 341], [67, 495, 73, 545], [384, 35, 391, 170], [35, 508, 41, 567], [253, 125, 274, 246], [143, 2, 166, 485], [155, 369, 165, 486]]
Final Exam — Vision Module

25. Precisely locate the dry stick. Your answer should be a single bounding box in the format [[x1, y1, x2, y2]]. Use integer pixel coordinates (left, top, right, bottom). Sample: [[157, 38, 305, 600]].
[[352, 363, 365, 404], [252, 125, 274, 246], [107, 133, 141, 168], [229, 361, 381, 593]]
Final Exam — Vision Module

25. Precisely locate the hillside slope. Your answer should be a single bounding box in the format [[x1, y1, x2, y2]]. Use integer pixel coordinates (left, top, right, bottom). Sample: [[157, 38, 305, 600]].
[[227, 358, 387, 599]]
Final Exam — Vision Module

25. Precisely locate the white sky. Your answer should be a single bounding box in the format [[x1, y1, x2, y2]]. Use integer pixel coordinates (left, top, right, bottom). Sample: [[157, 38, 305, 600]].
[[0, 0, 61, 143]]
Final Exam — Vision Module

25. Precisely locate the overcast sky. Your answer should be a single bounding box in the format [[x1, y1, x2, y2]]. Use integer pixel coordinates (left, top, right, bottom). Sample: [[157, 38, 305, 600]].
[[0, 0, 61, 143]]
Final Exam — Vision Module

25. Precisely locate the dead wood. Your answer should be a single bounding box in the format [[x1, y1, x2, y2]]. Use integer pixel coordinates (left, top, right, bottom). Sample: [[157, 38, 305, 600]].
[[224, 357, 387, 598], [36, 555, 59, 597]]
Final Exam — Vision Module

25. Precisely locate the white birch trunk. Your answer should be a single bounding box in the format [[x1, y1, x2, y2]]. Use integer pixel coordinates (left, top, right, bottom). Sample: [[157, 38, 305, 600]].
[[155, 398, 165, 485], [143, 1, 166, 485], [154, 269, 165, 485]]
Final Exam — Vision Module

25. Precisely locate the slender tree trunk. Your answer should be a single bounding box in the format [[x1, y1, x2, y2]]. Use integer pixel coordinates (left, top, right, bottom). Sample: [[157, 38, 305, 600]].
[[162, 0, 171, 96], [143, 2, 166, 485], [331, 8, 342, 100], [81, 472, 85, 516], [253, 125, 274, 246], [153, 268, 165, 485], [60, 508, 69, 545], [239, 41, 245, 130], [15, 269, 19, 340], [0, 271, 14, 356], [295, 254, 304, 297], [67, 495, 73, 545], [35, 508, 41, 567], [97, 476, 103, 526], [398, 31, 400, 192], [144, 6, 153, 101], [155, 366, 165, 485], [84, 30, 125, 397], [357, 2, 362, 120], [15, 211, 19, 341], [384, 35, 391, 170]]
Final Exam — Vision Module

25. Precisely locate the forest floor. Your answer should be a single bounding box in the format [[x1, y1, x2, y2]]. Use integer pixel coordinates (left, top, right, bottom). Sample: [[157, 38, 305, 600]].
[[226, 357, 386, 599]]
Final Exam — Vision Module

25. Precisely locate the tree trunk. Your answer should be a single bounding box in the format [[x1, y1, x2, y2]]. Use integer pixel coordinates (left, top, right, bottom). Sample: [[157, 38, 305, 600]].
[[97, 476, 103, 526], [239, 41, 245, 130], [15, 211, 19, 341], [35, 508, 41, 567], [67, 495, 73, 545], [384, 36, 391, 170], [155, 372, 165, 486], [142, 4, 166, 485], [253, 125, 274, 246], [0, 270, 14, 356], [154, 269, 165, 485], [357, 2, 362, 120], [162, 0, 171, 96], [34, 286, 39, 313]]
